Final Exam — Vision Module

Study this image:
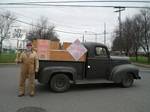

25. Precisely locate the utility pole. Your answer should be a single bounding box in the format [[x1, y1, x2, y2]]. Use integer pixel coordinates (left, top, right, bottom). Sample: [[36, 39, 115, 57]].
[[114, 7, 125, 41], [82, 31, 86, 42], [82, 34, 85, 42], [14, 29, 23, 50], [95, 34, 97, 42], [104, 23, 106, 45]]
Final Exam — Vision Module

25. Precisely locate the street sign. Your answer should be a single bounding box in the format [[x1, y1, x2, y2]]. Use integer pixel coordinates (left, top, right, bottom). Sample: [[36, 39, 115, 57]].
[[13, 29, 23, 38], [67, 39, 87, 61]]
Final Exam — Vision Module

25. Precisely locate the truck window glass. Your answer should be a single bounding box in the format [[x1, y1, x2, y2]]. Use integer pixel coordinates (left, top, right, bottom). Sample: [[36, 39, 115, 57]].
[[95, 47, 107, 57]]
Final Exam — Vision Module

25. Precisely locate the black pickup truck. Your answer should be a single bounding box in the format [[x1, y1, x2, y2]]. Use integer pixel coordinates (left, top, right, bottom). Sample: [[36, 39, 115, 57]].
[[37, 42, 141, 92]]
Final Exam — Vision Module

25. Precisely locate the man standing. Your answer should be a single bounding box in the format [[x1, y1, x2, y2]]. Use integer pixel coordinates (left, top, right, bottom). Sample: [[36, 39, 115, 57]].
[[16, 42, 39, 97]]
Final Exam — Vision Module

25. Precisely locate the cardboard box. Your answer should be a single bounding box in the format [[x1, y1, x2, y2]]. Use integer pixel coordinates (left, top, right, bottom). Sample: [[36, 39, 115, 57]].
[[32, 40, 37, 47], [49, 41, 60, 50], [36, 39, 50, 60], [32, 40, 60, 59], [62, 42, 72, 49], [32, 39, 60, 50], [32, 40, 37, 51]]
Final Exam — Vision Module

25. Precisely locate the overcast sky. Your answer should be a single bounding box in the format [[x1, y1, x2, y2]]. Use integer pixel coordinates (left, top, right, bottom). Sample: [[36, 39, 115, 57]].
[[0, 0, 150, 48]]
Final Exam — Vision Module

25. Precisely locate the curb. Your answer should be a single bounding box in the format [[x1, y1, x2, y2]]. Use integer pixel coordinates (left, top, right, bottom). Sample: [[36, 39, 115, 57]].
[[132, 62, 150, 68]]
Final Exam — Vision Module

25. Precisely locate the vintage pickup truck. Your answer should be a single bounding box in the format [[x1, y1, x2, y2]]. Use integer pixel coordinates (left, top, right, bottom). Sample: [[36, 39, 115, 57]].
[[37, 42, 141, 92]]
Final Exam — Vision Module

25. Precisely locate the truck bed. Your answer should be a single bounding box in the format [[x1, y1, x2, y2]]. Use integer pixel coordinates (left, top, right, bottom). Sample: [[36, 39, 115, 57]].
[[38, 60, 86, 80]]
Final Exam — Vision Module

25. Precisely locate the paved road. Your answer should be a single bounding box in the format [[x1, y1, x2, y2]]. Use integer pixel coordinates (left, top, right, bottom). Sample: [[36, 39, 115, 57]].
[[0, 64, 150, 112]]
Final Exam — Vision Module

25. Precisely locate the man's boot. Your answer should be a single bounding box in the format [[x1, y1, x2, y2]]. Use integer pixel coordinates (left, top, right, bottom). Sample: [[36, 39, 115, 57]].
[[18, 92, 25, 97], [29, 91, 35, 97]]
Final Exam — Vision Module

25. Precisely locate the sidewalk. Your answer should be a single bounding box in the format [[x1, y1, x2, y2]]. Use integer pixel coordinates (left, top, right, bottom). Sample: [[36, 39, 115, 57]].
[[132, 62, 150, 68]]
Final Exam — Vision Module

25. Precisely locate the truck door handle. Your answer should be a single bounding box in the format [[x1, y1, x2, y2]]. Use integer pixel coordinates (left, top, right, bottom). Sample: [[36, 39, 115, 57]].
[[88, 65, 91, 69]]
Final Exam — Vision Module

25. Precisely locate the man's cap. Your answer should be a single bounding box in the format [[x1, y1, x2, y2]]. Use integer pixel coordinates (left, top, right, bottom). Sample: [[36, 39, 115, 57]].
[[26, 42, 32, 47]]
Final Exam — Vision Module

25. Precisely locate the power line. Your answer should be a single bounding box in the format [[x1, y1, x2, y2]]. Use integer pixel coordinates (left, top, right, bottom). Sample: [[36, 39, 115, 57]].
[[0, 13, 112, 36], [0, 4, 149, 9], [1, 1, 150, 4], [0, 1, 149, 8], [0, 7, 101, 32], [0, 9, 112, 36], [114, 7, 125, 46], [0, 8, 34, 22], [0, 8, 79, 29], [0, 13, 83, 35]]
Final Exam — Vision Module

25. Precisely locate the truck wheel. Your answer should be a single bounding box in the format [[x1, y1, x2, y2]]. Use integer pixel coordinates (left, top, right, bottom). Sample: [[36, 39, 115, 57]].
[[50, 74, 70, 92], [121, 74, 134, 88]]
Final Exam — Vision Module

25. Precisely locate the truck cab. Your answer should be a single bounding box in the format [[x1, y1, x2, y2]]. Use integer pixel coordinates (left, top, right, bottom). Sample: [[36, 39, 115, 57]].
[[84, 42, 111, 79]]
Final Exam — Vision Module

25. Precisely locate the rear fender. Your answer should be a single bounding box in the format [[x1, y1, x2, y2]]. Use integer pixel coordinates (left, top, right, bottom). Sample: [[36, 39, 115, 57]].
[[39, 66, 77, 84]]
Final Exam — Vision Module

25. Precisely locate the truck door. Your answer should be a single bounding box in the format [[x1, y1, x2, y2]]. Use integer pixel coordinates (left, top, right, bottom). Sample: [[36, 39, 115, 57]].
[[86, 46, 110, 79]]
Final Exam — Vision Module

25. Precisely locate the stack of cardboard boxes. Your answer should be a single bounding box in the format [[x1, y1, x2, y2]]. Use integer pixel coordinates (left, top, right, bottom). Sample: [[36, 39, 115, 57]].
[[32, 39, 86, 62]]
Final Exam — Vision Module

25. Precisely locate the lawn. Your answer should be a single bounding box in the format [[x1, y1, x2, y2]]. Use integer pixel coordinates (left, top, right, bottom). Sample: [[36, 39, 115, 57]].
[[0, 53, 16, 63], [130, 56, 150, 65]]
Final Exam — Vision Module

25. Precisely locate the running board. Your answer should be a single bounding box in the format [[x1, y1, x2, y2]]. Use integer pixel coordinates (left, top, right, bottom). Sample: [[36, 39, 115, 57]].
[[75, 79, 113, 84]]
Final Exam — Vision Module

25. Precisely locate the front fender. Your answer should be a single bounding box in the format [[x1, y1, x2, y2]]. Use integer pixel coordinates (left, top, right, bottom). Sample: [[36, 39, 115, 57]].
[[110, 64, 140, 83], [38, 66, 77, 84]]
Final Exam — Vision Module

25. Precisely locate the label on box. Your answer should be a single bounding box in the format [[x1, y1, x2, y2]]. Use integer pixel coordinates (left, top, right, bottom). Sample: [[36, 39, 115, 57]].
[[37, 39, 50, 60], [67, 39, 87, 61]]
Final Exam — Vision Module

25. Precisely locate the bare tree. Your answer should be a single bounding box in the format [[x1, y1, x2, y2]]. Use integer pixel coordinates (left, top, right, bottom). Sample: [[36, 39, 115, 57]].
[[121, 17, 133, 56], [112, 28, 123, 52], [139, 9, 150, 63], [0, 11, 16, 54], [131, 14, 143, 61], [26, 17, 59, 41], [112, 17, 133, 56], [112, 8, 150, 63]]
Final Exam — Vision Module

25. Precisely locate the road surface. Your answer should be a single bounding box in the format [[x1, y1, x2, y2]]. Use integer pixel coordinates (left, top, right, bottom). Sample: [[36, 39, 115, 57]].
[[0, 64, 149, 112]]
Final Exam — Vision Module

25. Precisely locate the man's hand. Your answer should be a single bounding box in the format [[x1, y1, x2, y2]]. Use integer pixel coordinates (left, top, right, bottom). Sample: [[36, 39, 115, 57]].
[[15, 59, 19, 64], [35, 69, 38, 73]]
